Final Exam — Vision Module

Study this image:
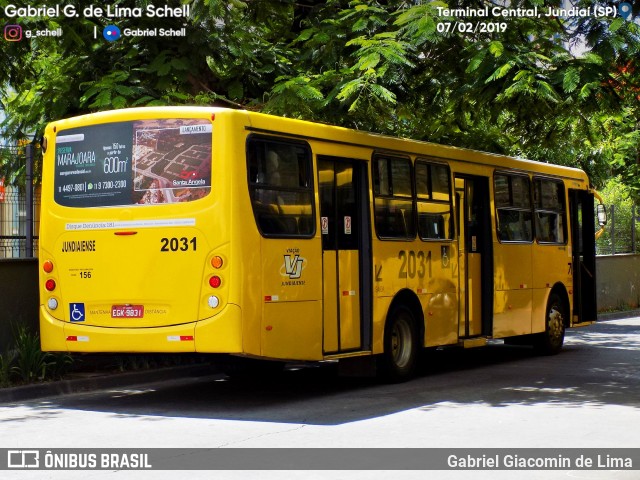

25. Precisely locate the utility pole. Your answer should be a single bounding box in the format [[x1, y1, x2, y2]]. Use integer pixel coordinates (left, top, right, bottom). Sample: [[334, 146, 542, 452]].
[[610, 205, 615, 255], [25, 144, 33, 257], [633, 205, 637, 254]]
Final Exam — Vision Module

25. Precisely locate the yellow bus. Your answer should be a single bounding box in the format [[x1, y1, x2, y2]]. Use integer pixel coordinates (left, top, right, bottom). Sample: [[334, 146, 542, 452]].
[[39, 107, 605, 380]]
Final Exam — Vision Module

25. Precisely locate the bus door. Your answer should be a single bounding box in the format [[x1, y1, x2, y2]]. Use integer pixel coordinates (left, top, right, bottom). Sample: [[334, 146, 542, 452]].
[[569, 190, 597, 323], [317, 156, 372, 354], [455, 176, 493, 338]]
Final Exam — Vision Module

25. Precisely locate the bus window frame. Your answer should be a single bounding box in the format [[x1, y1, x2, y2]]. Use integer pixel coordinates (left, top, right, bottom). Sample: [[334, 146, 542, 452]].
[[493, 171, 534, 244], [414, 158, 455, 242], [371, 152, 416, 242], [532, 175, 568, 246], [246, 134, 316, 239]]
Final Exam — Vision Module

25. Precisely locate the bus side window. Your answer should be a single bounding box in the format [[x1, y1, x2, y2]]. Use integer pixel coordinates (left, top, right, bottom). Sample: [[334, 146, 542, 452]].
[[263, 150, 285, 212], [373, 155, 416, 240], [494, 173, 533, 243], [247, 137, 314, 238], [415, 160, 453, 241], [266, 150, 283, 187], [533, 177, 566, 244]]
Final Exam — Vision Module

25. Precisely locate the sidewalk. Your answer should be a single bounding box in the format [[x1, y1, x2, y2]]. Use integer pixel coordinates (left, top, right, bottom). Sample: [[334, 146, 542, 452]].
[[596, 309, 640, 321], [0, 363, 216, 404]]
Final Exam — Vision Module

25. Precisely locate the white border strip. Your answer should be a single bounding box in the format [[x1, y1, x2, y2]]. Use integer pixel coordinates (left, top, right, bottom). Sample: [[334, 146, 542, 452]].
[[56, 134, 85, 144], [65, 218, 196, 231]]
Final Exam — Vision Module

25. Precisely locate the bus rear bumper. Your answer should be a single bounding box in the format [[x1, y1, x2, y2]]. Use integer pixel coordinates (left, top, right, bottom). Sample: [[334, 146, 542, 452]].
[[39, 304, 243, 353]]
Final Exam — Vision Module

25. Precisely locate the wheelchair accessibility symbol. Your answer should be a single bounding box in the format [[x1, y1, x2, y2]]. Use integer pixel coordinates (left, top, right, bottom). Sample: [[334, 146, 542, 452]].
[[70, 303, 85, 322]]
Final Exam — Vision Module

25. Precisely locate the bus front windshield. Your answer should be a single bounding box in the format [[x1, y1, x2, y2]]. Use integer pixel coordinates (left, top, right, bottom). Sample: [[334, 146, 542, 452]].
[[54, 118, 212, 208]]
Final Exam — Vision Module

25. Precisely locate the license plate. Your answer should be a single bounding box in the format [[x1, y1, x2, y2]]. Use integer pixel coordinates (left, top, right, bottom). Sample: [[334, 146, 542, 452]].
[[111, 305, 144, 318]]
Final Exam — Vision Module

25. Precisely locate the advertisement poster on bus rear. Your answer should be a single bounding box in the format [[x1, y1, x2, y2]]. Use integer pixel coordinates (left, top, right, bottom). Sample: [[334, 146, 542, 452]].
[[54, 119, 212, 207]]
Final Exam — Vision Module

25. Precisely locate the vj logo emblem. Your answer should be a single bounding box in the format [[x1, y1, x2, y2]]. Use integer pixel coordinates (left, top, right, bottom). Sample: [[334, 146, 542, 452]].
[[283, 255, 304, 279]]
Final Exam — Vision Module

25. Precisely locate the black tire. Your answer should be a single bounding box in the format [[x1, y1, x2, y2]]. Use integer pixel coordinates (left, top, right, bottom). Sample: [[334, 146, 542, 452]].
[[534, 293, 566, 355], [379, 306, 419, 382]]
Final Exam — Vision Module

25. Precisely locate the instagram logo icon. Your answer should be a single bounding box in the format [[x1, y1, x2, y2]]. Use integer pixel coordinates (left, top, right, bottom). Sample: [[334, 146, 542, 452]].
[[4, 24, 22, 41]]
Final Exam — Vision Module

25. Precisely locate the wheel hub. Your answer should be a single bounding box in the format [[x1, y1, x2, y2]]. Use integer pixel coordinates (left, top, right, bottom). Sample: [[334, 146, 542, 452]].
[[391, 318, 412, 368], [548, 306, 564, 341]]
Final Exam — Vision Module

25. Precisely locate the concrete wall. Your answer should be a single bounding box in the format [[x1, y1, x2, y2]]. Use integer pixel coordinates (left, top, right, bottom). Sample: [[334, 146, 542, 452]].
[[596, 254, 640, 312], [0, 259, 39, 353], [0, 255, 637, 353]]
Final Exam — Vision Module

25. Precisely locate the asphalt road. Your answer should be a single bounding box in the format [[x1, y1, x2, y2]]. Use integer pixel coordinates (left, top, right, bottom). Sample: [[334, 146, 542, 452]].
[[1, 316, 640, 480]]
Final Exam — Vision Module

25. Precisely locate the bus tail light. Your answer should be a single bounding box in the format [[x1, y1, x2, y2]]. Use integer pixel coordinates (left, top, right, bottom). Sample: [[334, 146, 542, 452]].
[[47, 298, 59, 310], [208, 296, 220, 308], [45, 279, 56, 291], [43, 260, 54, 273], [211, 256, 223, 269], [209, 276, 221, 288]]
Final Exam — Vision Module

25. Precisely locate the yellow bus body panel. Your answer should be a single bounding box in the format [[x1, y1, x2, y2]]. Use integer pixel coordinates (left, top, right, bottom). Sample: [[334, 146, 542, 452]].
[[39, 106, 594, 361], [322, 251, 339, 353], [195, 303, 243, 352], [338, 249, 361, 350], [492, 243, 533, 337], [41, 306, 196, 353]]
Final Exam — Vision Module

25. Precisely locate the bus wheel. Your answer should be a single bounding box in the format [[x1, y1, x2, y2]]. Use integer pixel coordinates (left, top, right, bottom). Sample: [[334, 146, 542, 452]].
[[379, 306, 418, 382], [535, 293, 566, 355]]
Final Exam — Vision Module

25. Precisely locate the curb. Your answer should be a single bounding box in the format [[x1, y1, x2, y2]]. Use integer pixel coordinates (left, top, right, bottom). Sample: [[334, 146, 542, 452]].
[[597, 309, 640, 321], [0, 364, 216, 404]]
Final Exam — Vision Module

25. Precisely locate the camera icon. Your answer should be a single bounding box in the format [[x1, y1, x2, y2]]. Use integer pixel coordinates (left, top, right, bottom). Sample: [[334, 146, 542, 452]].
[[4, 24, 22, 42]]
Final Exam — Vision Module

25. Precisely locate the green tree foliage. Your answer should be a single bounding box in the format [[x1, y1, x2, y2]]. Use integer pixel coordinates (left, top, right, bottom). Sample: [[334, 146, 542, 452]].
[[596, 175, 640, 255], [1, 0, 639, 192]]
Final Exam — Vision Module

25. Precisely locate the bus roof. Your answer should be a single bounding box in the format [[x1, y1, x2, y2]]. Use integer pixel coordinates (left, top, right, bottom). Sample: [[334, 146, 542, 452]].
[[243, 109, 589, 184], [48, 106, 589, 184]]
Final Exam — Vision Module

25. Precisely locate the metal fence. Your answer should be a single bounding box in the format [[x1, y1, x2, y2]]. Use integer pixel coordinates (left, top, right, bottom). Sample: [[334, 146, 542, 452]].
[[0, 143, 38, 259], [595, 204, 640, 256], [0, 186, 39, 258]]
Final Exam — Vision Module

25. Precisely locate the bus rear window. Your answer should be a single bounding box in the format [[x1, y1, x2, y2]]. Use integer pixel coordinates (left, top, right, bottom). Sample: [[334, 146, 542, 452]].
[[54, 119, 212, 207]]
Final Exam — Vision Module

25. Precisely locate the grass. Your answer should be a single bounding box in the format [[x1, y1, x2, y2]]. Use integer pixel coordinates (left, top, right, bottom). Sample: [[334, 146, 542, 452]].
[[0, 325, 73, 387]]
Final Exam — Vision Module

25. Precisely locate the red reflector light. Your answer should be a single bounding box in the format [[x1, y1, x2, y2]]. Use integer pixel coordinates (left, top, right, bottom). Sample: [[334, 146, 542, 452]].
[[180, 336, 194, 341], [45, 279, 56, 291], [66, 336, 77, 342], [209, 276, 222, 288], [43, 260, 54, 273], [114, 231, 138, 236]]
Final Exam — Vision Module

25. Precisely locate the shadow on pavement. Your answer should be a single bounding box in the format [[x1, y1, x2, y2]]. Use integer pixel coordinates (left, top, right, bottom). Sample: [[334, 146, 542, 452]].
[[12, 318, 640, 426]]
